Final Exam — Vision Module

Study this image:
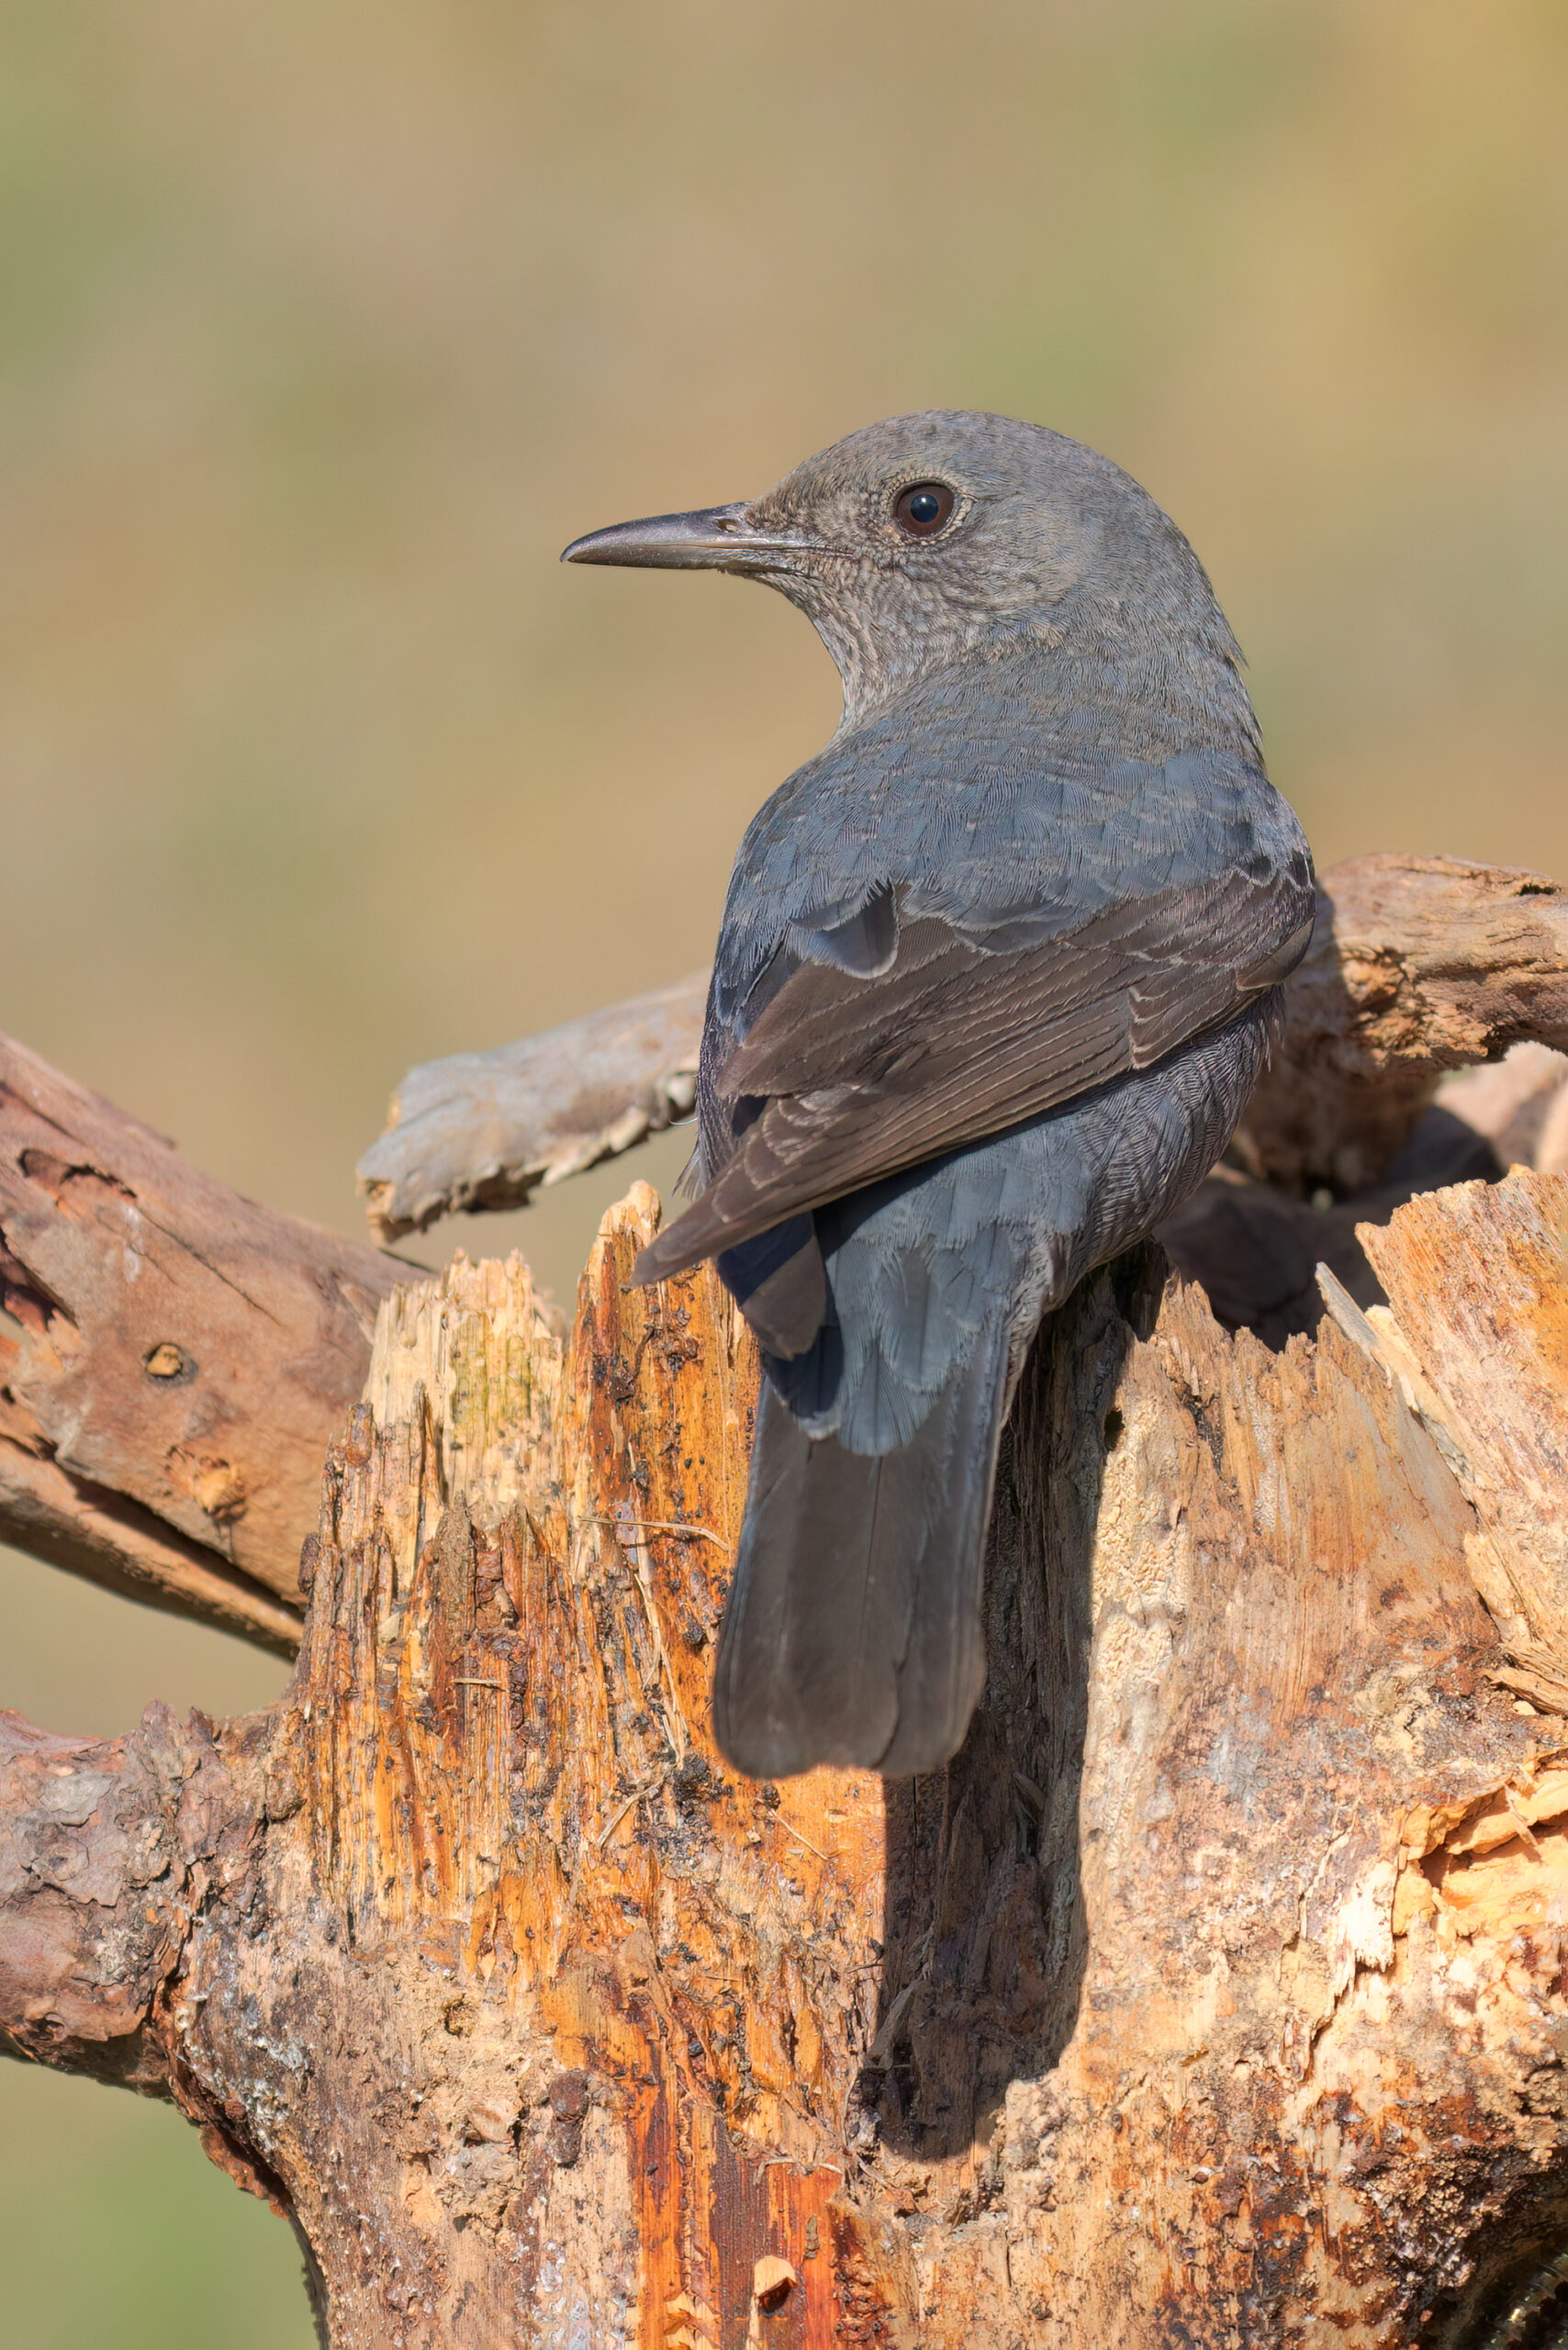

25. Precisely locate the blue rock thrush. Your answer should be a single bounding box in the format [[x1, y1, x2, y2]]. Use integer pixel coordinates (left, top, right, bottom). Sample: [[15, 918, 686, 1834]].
[[564, 411, 1315, 1780]]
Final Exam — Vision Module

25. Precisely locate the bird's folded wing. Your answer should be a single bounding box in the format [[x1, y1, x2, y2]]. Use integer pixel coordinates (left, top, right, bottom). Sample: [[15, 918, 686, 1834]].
[[633, 857, 1315, 1283]]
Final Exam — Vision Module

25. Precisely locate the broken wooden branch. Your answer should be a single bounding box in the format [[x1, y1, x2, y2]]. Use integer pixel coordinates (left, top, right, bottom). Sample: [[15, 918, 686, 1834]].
[[356, 972, 708, 1241], [1234, 851, 1568, 1192], [7, 856, 1567, 1657], [6, 853, 1565, 1653], [0, 1030, 412, 1649]]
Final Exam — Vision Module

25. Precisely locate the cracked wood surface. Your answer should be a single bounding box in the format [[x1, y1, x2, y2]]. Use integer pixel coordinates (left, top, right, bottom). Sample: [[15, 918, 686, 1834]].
[[0, 1027, 410, 1649], [357, 973, 708, 1240], [1357, 1171, 1568, 1673], [1234, 854, 1568, 1195], [5, 1170, 1568, 2345]]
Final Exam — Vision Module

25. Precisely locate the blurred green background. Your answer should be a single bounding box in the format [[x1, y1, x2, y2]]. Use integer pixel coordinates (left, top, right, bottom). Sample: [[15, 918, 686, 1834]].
[[2, 0, 1565, 2338]]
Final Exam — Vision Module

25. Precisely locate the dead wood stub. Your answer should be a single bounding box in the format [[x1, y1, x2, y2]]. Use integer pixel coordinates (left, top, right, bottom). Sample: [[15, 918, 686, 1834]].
[[4, 846, 1568, 2343], [191, 1209, 901, 2345], [0, 1026, 411, 1644]]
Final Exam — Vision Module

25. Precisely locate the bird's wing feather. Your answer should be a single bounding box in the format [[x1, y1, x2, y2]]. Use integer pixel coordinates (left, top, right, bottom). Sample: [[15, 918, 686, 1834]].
[[636, 850, 1314, 1283]]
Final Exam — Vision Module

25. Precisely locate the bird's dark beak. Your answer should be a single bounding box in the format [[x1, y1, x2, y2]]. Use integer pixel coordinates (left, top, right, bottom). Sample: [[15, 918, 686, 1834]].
[[561, 503, 811, 574]]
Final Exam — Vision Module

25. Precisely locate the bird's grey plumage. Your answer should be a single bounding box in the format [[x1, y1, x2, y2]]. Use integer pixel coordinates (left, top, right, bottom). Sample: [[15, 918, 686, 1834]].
[[563, 410, 1315, 1780]]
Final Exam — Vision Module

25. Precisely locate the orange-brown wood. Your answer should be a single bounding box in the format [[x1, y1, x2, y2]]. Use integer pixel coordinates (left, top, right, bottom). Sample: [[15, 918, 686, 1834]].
[[6, 1170, 1568, 2345], [262, 1195, 899, 2344]]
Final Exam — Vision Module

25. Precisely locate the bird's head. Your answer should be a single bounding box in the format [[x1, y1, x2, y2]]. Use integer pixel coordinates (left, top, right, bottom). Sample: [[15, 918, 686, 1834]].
[[563, 409, 1240, 729]]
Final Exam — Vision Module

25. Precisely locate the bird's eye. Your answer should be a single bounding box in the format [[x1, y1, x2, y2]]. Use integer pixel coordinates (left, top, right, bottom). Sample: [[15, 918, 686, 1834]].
[[892, 481, 956, 537]]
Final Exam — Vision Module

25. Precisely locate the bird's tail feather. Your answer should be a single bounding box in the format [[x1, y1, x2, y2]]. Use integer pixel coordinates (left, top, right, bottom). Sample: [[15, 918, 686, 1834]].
[[712, 1325, 1008, 1777]]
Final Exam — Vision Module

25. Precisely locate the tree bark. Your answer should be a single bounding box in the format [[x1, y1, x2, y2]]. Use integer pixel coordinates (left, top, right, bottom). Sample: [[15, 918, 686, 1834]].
[[6, 1158, 1568, 2345], [0, 1028, 413, 1648]]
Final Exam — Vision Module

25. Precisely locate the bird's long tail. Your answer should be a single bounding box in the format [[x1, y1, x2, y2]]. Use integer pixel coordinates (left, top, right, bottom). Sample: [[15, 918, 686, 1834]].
[[711, 1318, 1010, 1778]]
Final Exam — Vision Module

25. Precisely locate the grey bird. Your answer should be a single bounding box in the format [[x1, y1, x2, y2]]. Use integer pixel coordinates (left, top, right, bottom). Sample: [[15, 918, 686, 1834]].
[[563, 411, 1315, 1780]]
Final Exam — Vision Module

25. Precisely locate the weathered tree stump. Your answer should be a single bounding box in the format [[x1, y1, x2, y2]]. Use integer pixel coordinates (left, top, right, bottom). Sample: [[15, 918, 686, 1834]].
[[6, 1152, 1568, 2344], [6, 850, 1568, 2343]]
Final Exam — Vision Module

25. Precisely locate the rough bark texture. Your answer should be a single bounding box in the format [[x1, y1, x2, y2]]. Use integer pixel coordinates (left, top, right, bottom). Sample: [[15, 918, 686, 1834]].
[[6, 1166, 1568, 2346], [0, 1028, 412, 1648], [1234, 854, 1568, 1195]]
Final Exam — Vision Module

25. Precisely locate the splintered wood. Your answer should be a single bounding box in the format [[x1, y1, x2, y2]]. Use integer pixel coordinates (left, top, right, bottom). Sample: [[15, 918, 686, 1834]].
[[5, 1170, 1568, 2346], [241, 1188, 895, 2346], [1360, 1171, 1568, 1664]]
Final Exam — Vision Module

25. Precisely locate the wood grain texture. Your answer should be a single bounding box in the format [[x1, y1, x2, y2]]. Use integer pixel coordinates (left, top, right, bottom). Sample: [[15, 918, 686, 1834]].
[[1236, 853, 1568, 1194], [0, 1027, 409, 1645], [1358, 1167, 1568, 1669], [358, 972, 708, 1240], [7, 1174, 1568, 2345]]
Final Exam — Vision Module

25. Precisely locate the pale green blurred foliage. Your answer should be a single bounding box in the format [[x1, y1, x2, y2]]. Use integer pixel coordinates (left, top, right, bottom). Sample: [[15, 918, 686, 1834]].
[[1, 3, 1564, 2338]]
